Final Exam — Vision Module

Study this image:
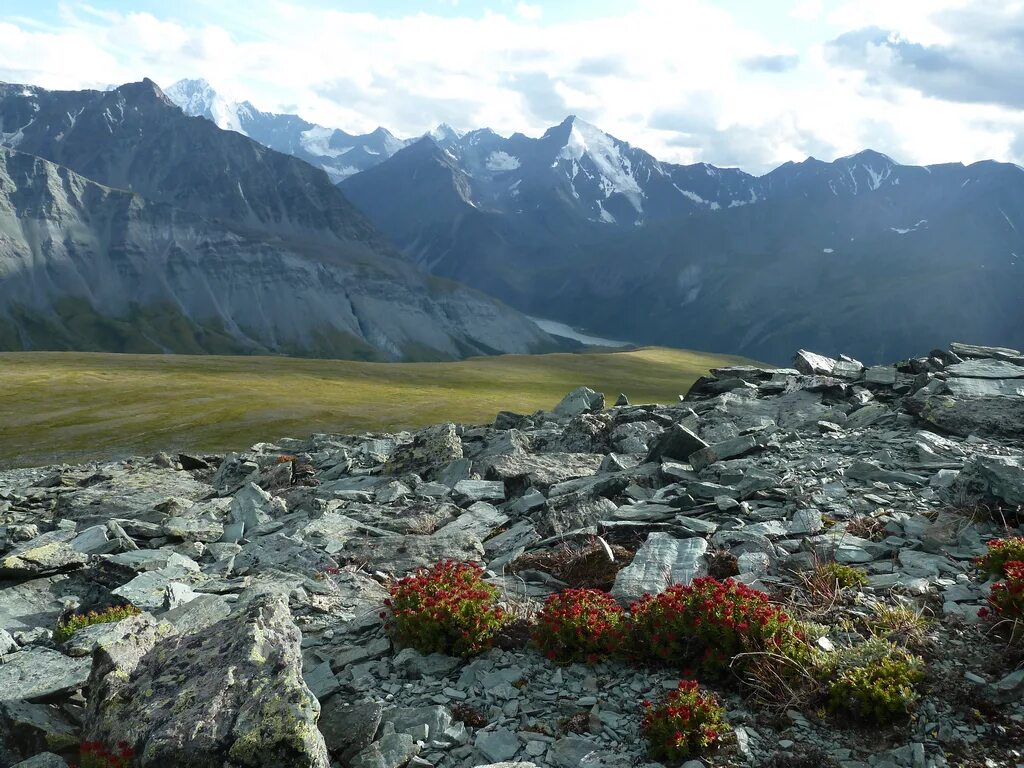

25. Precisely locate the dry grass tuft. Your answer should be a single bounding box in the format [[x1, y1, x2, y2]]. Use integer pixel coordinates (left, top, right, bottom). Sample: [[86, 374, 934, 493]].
[[509, 537, 634, 591]]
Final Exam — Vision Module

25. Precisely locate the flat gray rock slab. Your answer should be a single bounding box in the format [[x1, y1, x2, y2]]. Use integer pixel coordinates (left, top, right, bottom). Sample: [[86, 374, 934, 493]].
[[946, 359, 1024, 379], [433, 502, 509, 541], [611, 532, 708, 605], [10, 754, 70, 768], [0, 529, 87, 577], [56, 469, 211, 523], [453, 480, 507, 503], [0, 575, 74, 633], [0, 647, 91, 702], [339, 532, 484, 575]]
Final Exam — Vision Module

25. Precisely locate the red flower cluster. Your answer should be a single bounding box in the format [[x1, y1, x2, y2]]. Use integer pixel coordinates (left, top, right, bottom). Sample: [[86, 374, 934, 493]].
[[532, 588, 624, 664], [75, 741, 134, 768], [641, 680, 726, 761], [983, 559, 1024, 628], [383, 560, 506, 657], [975, 537, 1024, 579], [628, 576, 801, 673]]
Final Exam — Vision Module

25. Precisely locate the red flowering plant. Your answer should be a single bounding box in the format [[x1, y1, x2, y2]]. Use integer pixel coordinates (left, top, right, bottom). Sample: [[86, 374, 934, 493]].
[[975, 537, 1024, 579], [382, 560, 506, 657], [627, 577, 808, 674], [980, 560, 1024, 639], [75, 740, 135, 768], [532, 588, 624, 664], [641, 680, 727, 761]]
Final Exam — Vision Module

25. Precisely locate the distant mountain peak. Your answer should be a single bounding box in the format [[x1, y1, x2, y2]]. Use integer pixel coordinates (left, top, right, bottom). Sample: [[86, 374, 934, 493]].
[[429, 123, 464, 143], [165, 78, 246, 134], [164, 79, 410, 179], [839, 148, 897, 166]]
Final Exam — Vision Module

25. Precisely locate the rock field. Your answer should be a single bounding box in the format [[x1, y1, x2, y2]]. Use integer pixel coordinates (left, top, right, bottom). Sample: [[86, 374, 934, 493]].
[[2, 342, 1023, 768]]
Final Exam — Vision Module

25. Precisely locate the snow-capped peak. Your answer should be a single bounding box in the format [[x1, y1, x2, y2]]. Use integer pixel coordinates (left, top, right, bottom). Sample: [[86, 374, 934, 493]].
[[555, 115, 644, 214], [165, 78, 247, 136], [430, 123, 464, 142]]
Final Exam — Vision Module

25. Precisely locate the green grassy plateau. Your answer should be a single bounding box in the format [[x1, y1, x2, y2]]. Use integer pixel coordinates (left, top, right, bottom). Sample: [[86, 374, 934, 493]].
[[0, 347, 751, 468]]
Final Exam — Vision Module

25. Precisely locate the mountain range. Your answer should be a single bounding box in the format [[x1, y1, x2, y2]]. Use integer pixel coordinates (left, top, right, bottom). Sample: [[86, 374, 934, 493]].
[[164, 79, 409, 182], [2, 76, 1022, 364], [0, 80, 556, 359], [342, 119, 1024, 363]]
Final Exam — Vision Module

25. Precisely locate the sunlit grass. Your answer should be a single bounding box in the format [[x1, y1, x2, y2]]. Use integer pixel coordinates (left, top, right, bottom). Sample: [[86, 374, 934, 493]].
[[0, 346, 751, 467]]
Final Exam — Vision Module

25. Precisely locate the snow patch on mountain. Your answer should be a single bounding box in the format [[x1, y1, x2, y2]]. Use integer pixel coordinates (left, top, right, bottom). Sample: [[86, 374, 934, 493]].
[[300, 126, 353, 159], [890, 219, 928, 235], [864, 163, 892, 190], [485, 151, 520, 172]]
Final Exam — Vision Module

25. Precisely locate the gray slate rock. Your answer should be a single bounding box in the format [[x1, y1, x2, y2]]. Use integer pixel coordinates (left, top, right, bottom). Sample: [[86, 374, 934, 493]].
[[10, 755, 69, 768], [611, 533, 708, 604], [318, 698, 383, 762], [384, 423, 464, 481], [84, 595, 329, 768], [0, 647, 91, 702], [0, 530, 87, 577], [644, 424, 707, 463], [553, 387, 605, 418], [953, 455, 1024, 506], [453, 480, 507, 504], [349, 725, 420, 768]]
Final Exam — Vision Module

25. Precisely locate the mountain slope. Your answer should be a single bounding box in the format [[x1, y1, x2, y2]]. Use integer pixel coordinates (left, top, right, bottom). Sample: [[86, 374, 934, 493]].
[[0, 79, 392, 245], [534, 155, 1024, 362], [0, 146, 556, 359], [165, 78, 409, 182], [341, 117, 1024, 363]]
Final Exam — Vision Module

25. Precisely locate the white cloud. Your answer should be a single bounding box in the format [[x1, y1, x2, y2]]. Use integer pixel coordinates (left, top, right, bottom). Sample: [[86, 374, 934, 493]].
[[515, 2, 543, 21], [1, 0, 1022, 173], [790, 0, 825, 21]]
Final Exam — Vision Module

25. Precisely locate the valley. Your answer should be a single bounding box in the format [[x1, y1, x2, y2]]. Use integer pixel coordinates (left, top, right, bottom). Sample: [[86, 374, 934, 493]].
[[0, 346, 749, 468]]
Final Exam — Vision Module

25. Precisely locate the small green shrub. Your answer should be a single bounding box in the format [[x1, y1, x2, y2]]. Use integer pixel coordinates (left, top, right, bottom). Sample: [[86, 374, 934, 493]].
[[382, 560, 506, 657], [806, 561, 867, 599], [975, 537, 1024, 579], [54, 605, 141, 644], [821, 638, 924, 722], [532, 588, 623, 664], [641, 680, 727, 761], [627, 577, 807, 674]]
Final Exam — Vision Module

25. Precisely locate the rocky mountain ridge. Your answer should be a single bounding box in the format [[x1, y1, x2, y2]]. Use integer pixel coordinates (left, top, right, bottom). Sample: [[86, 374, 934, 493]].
[[164, 79, 410, 183], [0, 80, 557, 359], [2, 340, 1023, 767], [338, 122, 1024, 365]]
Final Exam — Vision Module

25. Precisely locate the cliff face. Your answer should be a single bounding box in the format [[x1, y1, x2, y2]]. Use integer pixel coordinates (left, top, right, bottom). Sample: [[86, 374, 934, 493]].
[[0, 147, 554, 358]]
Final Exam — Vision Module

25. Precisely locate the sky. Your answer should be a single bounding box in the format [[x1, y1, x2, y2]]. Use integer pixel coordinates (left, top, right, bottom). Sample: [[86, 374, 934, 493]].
[[3, 0, 1024, 173]]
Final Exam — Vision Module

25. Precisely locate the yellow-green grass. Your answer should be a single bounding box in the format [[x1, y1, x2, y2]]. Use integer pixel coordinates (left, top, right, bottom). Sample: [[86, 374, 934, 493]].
[[0, 347, 751, 468]]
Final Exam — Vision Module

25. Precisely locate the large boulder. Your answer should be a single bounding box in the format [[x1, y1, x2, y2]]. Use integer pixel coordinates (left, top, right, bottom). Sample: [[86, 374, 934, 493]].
[[951, 456, 1024, 507], [84, 594, 329, 768], [552, 387, 605, 418], [384, 423, 464, 481], [906, 374, 1024, 439]]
